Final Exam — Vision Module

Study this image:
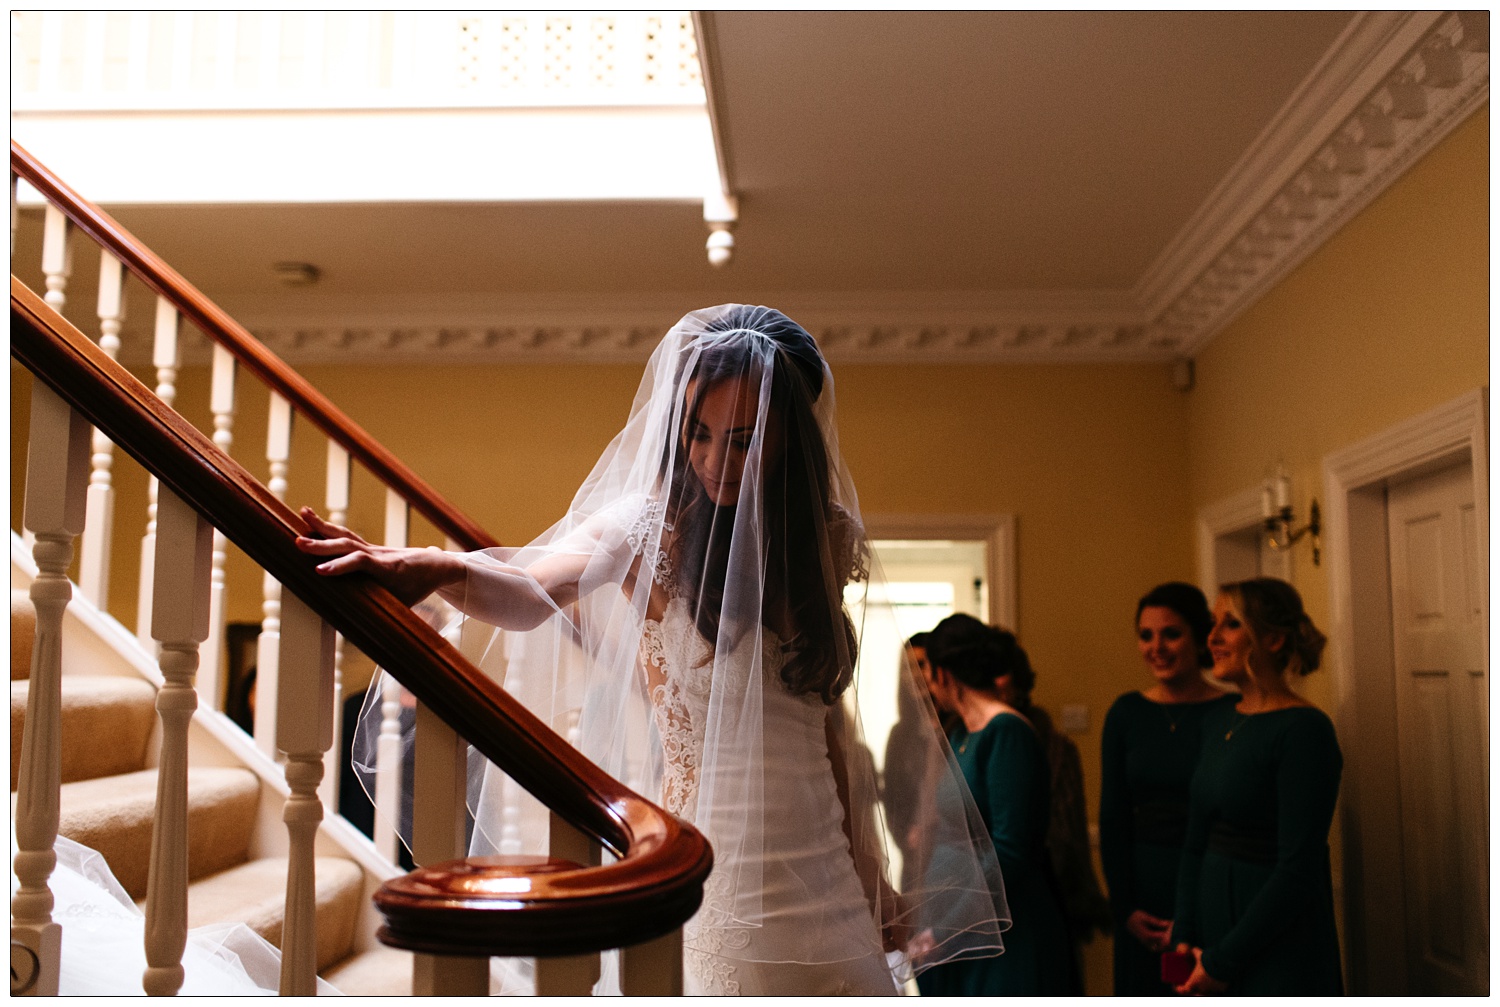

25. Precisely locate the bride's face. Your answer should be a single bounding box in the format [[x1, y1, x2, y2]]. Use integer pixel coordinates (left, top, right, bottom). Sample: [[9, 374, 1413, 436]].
[[688, 377, 762, 506]]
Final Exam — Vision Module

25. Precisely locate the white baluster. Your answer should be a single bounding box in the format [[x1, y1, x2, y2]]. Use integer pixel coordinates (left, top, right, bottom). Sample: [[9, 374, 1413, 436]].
[[318, 440, 350, 811], [40, 203, 71, 316], [141, 489, 213, 997], [198, 343, 236, 713], [136, 298, 179, 650], [372, 489, 408, 862], [275, 592, 335, 996], [535, 814, 603, 995], [620, 929, 684, 996], [253, 392, 292, 758], [411, 703, 467, 866], [410, 702, 489, 995], [373, 674, 403, 863], [78, 252, 125, 609], [499, 773, 523, 856], [13, 384, 90, 997]]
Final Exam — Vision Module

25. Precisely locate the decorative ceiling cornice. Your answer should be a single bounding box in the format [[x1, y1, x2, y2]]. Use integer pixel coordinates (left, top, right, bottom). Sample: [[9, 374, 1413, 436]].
[[159, 11, 1486, 367], [1142, 10, 1488, 354], [181, 291, 1161, 367]]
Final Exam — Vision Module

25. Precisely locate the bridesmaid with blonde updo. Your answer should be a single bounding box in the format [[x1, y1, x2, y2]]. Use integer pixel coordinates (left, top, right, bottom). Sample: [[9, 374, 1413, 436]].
[[1171, 578, 1343, 995]]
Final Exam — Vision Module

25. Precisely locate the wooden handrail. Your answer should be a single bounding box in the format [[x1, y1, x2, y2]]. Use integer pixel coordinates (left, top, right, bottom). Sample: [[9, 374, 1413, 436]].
[[12, 277, 712, 957], [10, 141, 497, 553]]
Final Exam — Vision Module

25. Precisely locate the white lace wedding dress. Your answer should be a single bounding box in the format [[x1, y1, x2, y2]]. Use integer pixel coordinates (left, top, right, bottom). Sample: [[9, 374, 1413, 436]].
[[642, 595, 897, 996]]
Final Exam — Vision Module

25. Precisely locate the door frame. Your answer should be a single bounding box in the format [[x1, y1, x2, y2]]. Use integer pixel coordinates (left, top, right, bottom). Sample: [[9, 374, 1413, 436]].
[[862, 513, 1017, 632], [1195, 483, 1293, 591], [1321, 387, 1488, 995]]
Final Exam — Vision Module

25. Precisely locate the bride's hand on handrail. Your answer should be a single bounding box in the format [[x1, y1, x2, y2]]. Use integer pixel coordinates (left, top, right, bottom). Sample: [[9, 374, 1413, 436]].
[[295, 506, 466, 607]]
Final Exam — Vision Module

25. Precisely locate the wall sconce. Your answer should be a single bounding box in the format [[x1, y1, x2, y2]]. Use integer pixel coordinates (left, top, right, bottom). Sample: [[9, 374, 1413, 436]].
[[1261, 470, 1321, 566]]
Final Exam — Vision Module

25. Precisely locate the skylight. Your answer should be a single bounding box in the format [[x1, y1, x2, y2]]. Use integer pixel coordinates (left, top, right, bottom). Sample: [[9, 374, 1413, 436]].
[[11, 12, 726, 216]]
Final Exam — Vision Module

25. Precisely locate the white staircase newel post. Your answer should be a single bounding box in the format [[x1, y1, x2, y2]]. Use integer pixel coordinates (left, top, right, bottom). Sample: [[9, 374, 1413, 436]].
[[40, 203, 71, 315], [535, 814, 603, 996], [198, 343, 237, 714], [137, 297, 180, 650], [373, 489, 409, 862], [319, 441, 350, 811], [13, 383, 90, 998], [410, 702, 490, 996], [79, 251, 125, 609], [141, 489, 214, 997], [620, 929, 685, 996], [275, 592, 336, 997], [253, 392, 293, 757]]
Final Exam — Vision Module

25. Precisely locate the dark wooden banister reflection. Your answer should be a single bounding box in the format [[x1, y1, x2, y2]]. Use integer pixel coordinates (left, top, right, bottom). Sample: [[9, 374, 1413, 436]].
[[11, 141, 496, 553], [12, 278, 712, 957]]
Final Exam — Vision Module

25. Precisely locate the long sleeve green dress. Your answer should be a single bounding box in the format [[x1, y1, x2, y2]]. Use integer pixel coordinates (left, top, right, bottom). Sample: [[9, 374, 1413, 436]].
[[917, 712, 1080, 995], [1172, 704, 1343, 994], [1099, 690, 1237, 994]]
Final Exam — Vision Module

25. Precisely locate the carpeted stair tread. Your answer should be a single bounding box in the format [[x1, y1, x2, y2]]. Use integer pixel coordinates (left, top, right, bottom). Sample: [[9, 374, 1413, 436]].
[[166, 856, 365, 974], [11, 675, 158, 790], [321, 945, 422, 996], [12, 590, 35, 680], [48, 766, 260, 899]]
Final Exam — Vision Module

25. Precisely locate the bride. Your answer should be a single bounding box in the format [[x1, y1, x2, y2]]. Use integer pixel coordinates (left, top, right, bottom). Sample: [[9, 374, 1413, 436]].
[[297, 304, 1007, 994]]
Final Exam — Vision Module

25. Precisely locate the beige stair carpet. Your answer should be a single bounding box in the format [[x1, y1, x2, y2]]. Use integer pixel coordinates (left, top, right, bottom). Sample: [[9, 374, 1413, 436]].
[[11, 675, 157, 790], [47, 766, 260, 898], [171, 856, 365, 973]]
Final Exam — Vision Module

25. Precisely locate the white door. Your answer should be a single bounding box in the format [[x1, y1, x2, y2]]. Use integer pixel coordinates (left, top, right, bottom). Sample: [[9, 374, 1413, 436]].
[[1386, 459, 1488, 995]]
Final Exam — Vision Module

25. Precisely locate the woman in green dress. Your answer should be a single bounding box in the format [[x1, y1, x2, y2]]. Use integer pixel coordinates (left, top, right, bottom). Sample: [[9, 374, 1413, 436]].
[[1100, 582, 1235, 994], [916, 614, 1080, 995], [1172, 578, 1343, 994]]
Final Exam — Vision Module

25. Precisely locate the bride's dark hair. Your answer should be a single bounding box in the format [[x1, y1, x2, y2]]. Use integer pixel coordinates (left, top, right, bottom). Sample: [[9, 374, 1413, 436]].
[[665, 306, 857, 703]]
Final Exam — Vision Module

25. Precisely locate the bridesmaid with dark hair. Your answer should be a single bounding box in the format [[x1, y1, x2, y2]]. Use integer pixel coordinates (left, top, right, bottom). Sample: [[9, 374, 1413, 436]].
[[1171, 578, 1343, 995], [1099, 582, 1235, 994], [917, 614, 1079, 995]]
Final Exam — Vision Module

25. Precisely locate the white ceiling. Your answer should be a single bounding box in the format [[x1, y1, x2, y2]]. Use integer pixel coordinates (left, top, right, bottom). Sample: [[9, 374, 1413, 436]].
[[11, 11, 1488, 365]]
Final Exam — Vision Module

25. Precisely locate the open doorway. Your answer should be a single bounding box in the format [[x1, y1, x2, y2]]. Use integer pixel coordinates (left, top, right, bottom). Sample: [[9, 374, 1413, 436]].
[[841, 516, 1015, 900]]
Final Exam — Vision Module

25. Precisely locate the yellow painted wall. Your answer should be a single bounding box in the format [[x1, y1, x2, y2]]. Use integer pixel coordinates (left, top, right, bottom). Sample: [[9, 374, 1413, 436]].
[[1187, 105, 1489, 711]]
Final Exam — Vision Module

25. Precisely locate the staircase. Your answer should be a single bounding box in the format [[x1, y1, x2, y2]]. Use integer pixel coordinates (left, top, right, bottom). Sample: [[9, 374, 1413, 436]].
[[10, 543, 414, 994], [11, 140, 707, 997]]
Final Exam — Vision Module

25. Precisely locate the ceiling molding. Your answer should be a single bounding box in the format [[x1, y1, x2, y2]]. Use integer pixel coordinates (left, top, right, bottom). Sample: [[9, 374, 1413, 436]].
[[1133, 12, 1441, 312], [1143, 10, 1488, 354], [154, 291, 1168, 366]]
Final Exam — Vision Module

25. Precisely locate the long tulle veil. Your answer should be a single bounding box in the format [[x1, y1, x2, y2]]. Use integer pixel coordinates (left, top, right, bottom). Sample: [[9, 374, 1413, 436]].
[[353, 305, 1008, 990]]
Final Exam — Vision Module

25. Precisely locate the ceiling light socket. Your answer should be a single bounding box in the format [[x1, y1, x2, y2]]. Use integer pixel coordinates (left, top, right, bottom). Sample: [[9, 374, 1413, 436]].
[[273, 261, 322, 287], [1172, 358, 1195, 392]]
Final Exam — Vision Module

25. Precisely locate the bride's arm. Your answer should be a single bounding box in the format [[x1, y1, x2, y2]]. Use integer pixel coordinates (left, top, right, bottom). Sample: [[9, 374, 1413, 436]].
[[295, 507, 600, 631]]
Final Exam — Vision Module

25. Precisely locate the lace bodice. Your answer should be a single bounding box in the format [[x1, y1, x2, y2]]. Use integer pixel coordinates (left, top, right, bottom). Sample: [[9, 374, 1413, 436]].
[[640, 596, 784, 821]]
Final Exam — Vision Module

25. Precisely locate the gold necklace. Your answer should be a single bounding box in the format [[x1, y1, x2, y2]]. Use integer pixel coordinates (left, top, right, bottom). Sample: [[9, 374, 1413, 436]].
[[1224, 712, 1252, 740]]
